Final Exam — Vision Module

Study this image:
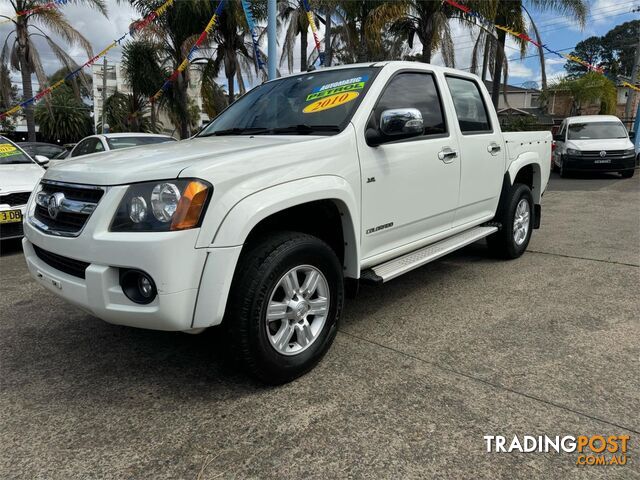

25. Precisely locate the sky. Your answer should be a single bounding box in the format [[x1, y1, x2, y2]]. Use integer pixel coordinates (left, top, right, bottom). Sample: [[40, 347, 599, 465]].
[[0, 0, 638, 97]]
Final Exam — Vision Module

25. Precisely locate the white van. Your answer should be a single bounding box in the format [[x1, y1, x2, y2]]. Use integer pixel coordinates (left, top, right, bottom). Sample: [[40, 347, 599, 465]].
[[552, 115, 635, 178]]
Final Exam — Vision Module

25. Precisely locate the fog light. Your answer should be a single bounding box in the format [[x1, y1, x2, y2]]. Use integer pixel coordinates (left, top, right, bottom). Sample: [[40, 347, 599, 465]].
[[119, 269, 157, 304]]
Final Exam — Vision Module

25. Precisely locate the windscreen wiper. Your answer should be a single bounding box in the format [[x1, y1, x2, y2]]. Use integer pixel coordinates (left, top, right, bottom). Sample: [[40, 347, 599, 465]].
[[265, 124, 341, 135], [199, 127, 270, 137]]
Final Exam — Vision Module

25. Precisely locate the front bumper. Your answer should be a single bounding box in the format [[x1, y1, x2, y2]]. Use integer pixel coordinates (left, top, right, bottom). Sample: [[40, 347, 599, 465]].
[[23, 216, 242, 331], [563, 154, 635, 172]]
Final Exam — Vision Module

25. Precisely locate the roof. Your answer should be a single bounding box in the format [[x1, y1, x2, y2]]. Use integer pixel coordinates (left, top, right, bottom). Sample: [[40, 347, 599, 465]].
[[483, 80, 540, 93], [565, 115, 622, 124]]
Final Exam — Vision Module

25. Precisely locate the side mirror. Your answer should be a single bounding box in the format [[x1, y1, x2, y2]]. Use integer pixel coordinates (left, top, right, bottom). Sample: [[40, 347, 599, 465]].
[[553, 134, 563, 142], [629, 131, 636, 141], [34, 155, 50, 167], [366, 108, 424, 146]]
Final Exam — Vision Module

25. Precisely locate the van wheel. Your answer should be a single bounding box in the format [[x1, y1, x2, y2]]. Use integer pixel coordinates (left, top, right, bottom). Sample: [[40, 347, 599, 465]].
[[559, 160, 571, 178], [487, 183, 534, 259], [620, 169, 634, 179], [225, 232, 344, 384]]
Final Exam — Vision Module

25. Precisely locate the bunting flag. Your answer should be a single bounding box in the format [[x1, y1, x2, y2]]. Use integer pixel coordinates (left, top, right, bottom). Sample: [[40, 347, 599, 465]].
[[241, 0, 266, 75], [0, 0, 68, 26], [443, 0, 606, 75], [0, 0, 176, 120], [301, 0, 323, 66], [150, 0, 225, 103], [622, 81, 640, 93]]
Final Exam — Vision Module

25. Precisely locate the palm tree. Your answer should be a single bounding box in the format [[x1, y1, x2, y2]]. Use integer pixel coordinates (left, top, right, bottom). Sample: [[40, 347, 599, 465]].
[[487, 0, 587, 107], [99, 90, 154, 133], [0, 0, 107, 141], [34, 84, 92, 143], [386, 0, 460, 66], [121, 40, 166, 130], [205, 0, 267, 103], [331, 0, 406, 63], [279, 0, 311, 72], [126, 0, 219, 138]]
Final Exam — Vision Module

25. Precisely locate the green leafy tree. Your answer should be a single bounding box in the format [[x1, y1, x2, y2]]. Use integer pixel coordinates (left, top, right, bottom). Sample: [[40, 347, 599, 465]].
[[0, 0, 107, 141], [99, 90, 154, 133], [34, 84, 92, 143], [564, 36, 605, 78], [0, 65, 18, 133], [542, 72, 617, 116]]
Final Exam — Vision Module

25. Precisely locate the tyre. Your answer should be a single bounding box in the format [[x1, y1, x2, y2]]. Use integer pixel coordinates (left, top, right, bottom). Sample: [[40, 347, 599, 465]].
[[487, 183, 534, 259], [559, 160, 571, 178], [225, 231, 344, 384], [551, 158, 559, 173], [620, 169, 635, 179]]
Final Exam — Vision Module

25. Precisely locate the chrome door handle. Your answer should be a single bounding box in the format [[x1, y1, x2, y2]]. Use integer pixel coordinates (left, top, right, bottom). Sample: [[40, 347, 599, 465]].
[[438, 147, 458, 163], [488, 143, 501, 155]]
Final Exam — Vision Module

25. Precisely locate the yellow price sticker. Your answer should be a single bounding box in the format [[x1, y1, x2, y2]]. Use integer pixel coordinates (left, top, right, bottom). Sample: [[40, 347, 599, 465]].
[[303, 92, 359, 114], [0, 144, 17, 154]]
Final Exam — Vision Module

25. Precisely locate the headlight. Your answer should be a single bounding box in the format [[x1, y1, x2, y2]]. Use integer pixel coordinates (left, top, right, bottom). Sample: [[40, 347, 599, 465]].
[[566, 148, 581, 156], [110, 179, 212, 232], [624, 148, 635, 156]]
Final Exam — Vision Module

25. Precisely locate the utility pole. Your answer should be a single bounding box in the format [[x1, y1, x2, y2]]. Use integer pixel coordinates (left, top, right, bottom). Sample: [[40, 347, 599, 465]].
[[101, 56, 107, 134], [267, 0, 277, 80], [623, 10, 640, 124]]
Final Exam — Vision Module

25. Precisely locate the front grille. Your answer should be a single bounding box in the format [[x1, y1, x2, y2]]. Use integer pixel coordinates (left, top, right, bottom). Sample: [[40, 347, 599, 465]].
[[582, 150, 627, 158], [0, 191, 31, 206], [33, 245, 89, 279], [32, 181, 104, 236], [0, 221, 24, 239]]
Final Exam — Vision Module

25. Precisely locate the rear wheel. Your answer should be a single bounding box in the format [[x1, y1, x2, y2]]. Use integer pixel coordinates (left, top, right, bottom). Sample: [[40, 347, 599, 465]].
[[225, 232, 344, 384], [487, 183, 534, 259]]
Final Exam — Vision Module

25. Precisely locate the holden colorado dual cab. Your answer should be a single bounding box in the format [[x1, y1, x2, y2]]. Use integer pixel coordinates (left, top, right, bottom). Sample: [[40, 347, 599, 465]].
[[23, 62, 551, 384]]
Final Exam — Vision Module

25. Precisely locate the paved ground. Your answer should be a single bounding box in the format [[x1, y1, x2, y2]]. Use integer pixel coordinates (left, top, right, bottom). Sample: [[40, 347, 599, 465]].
[[1, 172, 638, 479]]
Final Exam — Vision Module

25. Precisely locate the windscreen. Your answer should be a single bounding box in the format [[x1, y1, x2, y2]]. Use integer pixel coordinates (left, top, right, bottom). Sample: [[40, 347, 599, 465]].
[[106, 136, 176, 150], [0, 138, 33, 165], [199, 67, 379, 136], [567, 122, 628, 140]]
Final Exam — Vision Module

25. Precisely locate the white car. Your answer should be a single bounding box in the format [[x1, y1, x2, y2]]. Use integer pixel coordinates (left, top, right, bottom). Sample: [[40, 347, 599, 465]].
[[0, 136, 45, 240], [552, 115, 636, 178], [47, 133, 177, 167], [23, 62, 551, 383]]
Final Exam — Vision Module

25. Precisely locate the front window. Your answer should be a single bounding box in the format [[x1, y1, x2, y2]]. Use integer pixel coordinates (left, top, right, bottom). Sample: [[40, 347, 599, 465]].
[[106, 136, 176, 150], [0, 138, 33, 165], [199, 67, 379, 136], [568, 122, 628, 140]]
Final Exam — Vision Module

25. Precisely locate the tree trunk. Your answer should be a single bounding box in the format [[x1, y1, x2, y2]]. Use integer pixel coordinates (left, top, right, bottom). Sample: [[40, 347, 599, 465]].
[[491, 16, 507, 109], [176, 72, 189, 139], [16, 21, 36, 142], [481, 35, 491, 81], [421, 19, 434, 63], [227, 72, 235, 104], [300, 29, 308, 72], [324, 8, 333, 67]]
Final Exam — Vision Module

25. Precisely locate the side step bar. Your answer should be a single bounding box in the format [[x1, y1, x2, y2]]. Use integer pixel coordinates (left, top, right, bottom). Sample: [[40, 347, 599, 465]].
[[361, 226, 498, 284]]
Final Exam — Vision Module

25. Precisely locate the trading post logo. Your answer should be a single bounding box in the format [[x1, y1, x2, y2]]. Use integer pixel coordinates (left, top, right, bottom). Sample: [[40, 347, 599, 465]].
[[483, 435, 630, 466]]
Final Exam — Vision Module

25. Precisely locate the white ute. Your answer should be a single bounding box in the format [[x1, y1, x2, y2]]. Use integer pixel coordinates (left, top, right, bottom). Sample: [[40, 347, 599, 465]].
[[23, 62, 551, 384]]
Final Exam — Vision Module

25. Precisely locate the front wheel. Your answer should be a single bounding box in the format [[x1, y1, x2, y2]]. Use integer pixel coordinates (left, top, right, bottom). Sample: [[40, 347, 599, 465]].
[[487, 183, 534, 259], [225, 232, 344, 384], [620, 169, 635, 179]]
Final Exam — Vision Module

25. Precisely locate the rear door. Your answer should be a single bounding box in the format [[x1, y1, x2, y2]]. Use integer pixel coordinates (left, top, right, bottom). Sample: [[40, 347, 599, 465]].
[[358, 70, 461, 260], [444, 75, 505, 227]]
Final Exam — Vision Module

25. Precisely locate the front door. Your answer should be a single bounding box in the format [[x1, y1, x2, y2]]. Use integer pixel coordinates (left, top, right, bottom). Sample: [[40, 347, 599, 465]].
[[358, 71, 461, 260]]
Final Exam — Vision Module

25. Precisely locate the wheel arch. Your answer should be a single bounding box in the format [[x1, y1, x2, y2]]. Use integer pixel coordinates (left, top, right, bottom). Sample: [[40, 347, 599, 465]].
[[507, 154, 543, 203], [211, 176, 360, 278]]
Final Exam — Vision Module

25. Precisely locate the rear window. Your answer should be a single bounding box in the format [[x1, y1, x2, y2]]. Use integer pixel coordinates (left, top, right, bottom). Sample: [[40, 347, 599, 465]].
[[106, 136, 176, 150], [0, 139, 33, 165], [445, 76, 492, 134], [567, 122, 628, 140]]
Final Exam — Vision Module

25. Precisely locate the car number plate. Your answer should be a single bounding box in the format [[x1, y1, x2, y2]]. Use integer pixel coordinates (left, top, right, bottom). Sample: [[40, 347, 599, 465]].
[[0, 209, 22, 224], [594, 159, 611, 164]]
